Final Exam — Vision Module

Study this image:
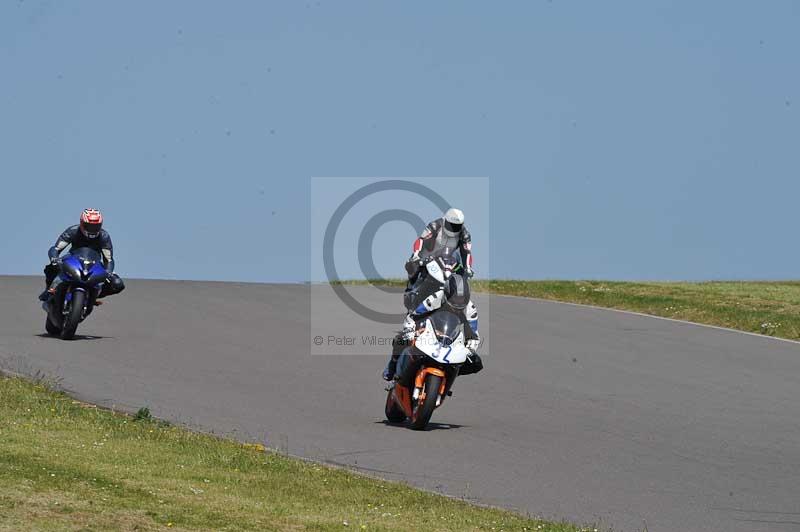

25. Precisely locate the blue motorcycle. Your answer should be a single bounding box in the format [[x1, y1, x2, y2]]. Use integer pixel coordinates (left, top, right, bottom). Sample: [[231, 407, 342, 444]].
[[43, 247, 109, 340]]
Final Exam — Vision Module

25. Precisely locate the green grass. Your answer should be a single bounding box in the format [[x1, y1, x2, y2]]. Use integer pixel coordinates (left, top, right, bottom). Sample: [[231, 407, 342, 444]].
[[338, 279, 800, 341], [0, 375, 587, 532]]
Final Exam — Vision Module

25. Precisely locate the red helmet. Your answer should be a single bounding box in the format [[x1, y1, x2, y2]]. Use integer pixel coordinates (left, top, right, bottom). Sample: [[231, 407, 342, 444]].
[[79, 208, 103, 238]]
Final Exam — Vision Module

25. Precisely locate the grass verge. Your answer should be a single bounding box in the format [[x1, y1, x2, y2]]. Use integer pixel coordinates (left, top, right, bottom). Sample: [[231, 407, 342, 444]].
[[338, 279, 800, 341], [0, 375, 585, 531]]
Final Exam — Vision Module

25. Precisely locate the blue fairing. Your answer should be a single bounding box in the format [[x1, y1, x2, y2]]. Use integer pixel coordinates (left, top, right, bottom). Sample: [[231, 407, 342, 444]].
[[468, 319, 478, 333], [89, 263, 106, 277], [415, 302, 428, 314], [60, 256, 82, 281], [88, 263, 108, 288], [58, 250, 107, 288], [63, 256, 81, 269]]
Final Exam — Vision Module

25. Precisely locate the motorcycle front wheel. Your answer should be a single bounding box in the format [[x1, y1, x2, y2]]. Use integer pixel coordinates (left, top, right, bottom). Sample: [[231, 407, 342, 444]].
[[60, 290, 85, 340], [409, 373, 442, 430]]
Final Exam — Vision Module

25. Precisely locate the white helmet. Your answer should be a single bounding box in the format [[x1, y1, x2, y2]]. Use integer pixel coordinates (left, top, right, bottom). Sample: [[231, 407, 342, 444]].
[[443, 208, 464, 237]]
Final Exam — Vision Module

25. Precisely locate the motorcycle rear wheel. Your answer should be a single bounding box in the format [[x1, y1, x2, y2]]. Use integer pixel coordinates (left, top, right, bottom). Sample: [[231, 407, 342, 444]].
[[45, 315, 61, 336], [385, 388, 406, 423]]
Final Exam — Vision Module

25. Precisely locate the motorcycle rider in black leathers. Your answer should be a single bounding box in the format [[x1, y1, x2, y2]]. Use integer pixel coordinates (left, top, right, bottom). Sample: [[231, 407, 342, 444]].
[[38, 209, 125, 302], [383, 208, 482, 381]]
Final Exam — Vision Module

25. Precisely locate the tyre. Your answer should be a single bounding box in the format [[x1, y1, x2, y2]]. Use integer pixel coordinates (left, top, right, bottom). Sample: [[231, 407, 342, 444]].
[[44, 315, 61, 336], [60, 290, 85, 340], [385, 389, 406, 423], [409, 373, 442, 430]]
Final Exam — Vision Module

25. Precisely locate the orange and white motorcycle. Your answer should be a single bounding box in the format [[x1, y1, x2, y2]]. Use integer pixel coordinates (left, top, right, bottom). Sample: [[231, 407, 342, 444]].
[[384, 309, 471, 430]]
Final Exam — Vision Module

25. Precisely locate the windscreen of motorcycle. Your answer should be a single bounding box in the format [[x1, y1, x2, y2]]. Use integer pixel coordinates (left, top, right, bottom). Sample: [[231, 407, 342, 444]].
[[437, 247, 461, 271], [70, 247, 103, 264], [429, 310, 463, 346], [426, 247, 460, 282]]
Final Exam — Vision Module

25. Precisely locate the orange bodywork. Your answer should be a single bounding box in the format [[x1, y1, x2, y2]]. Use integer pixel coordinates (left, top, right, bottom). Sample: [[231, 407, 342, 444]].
[[394, 384, 413, 416], [393, 366, 448, 418], [414, 367, 446, 391]]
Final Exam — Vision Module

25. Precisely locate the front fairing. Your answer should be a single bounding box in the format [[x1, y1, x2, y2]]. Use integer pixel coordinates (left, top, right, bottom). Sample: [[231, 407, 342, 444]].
[[414, 317, 469, 364], [86, 263, 108, 287], [60, 256, 83, 282], [425, 259, 446, 284], [424, 247, 461, 283], [59, 249, 107, 289]]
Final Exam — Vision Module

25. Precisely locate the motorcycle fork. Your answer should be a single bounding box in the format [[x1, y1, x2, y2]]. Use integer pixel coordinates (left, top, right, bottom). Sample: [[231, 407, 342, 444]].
[[84, 289, 99, 318], [63, 288, 87, 321], [393, 366, 449, 417], [413, 367, 447, 404]]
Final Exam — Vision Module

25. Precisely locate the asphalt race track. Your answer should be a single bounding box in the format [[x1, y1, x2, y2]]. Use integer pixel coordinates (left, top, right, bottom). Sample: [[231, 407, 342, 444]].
[[2, 276, 800, 531]]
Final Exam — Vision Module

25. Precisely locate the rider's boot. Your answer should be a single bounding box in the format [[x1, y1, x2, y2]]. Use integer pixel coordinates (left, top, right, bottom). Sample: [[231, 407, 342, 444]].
[[382, 356, 398, 381], [38, 284, 56, 302], [38, 289, 53, 302], [39, 265, 60, 301]]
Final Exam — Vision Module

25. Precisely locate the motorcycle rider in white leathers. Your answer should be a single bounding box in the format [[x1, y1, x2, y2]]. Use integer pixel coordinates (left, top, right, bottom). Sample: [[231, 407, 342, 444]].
[[383, 208, 482, 380]]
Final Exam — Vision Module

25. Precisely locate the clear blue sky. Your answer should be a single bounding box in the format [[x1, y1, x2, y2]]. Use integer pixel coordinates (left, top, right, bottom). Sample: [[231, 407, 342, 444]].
[[2, 1, 798, 282]]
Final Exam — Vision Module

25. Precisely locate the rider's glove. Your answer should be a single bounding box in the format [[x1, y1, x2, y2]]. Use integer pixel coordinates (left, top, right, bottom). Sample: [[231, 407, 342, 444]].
[[466, 338, 480, 351], [49, 256, 60, 266], [465, 266, 474, 278]]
